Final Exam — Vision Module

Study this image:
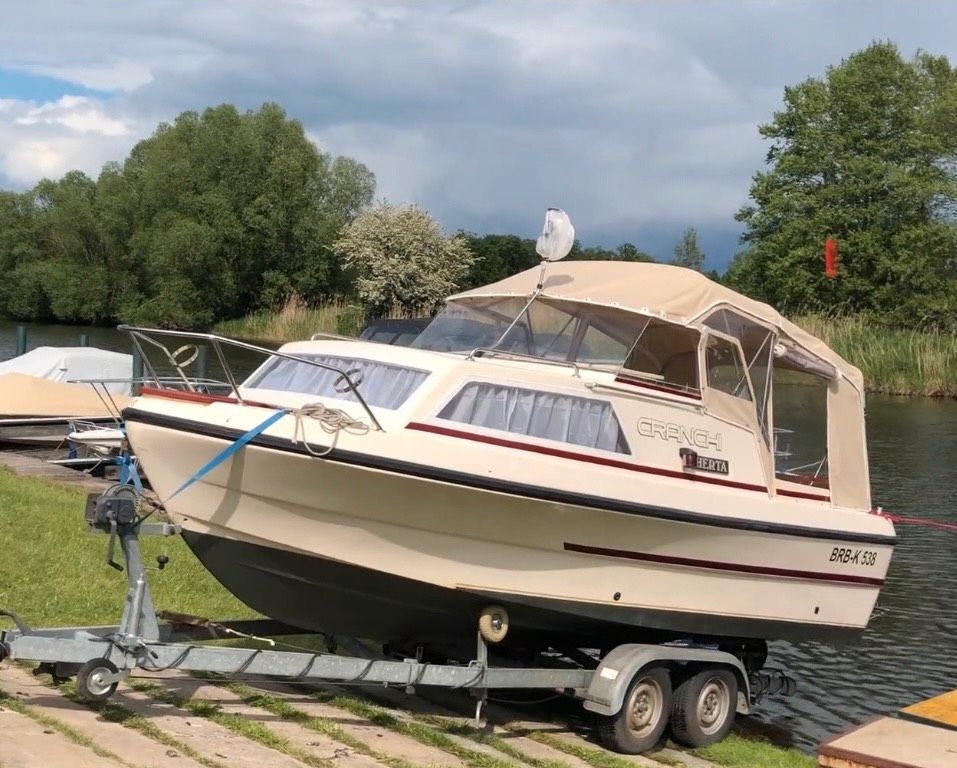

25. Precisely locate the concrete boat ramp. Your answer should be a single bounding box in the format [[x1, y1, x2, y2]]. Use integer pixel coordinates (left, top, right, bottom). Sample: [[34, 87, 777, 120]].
[[0, 662, 719, 768], [819, 689, 957, 768]]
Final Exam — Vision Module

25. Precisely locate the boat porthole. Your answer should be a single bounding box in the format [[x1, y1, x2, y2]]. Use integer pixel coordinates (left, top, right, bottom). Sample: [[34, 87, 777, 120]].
[[814, 606, 820, 614], [613, 592, 621, 601]]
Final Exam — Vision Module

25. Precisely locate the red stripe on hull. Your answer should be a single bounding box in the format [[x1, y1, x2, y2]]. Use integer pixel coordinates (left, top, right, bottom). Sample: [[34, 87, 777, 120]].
[[407, 421, 771, 492], [564, 542, 884, 586], [406, 421, 831, 502]]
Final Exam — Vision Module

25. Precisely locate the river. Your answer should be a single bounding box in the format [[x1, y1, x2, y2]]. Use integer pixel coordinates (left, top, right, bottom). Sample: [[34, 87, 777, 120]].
[[1, 320, 955, 750]]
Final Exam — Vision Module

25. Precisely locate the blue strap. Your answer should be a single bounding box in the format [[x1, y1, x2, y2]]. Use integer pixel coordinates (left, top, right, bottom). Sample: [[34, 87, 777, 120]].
[[166, 409, 287, 502], [118, 451, 143, 492]]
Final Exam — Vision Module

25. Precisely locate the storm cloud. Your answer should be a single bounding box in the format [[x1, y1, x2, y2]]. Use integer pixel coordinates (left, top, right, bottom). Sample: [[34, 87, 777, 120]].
[[1, 1, 955, 268]]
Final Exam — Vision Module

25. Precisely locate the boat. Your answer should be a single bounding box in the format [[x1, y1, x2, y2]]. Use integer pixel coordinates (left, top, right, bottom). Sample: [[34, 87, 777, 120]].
[[0, 346, 132, 446], [0, 373, 129, 447], [121, 211, 896, 664]]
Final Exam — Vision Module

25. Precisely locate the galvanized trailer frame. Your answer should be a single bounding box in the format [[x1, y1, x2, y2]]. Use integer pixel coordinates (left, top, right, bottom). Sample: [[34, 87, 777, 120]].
[[0, 486, 766, 754]]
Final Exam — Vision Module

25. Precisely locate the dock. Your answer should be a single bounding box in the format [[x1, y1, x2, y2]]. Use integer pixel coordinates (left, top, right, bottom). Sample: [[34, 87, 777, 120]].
[[819, 690, 957, 768], [0, 450, 112, 491]]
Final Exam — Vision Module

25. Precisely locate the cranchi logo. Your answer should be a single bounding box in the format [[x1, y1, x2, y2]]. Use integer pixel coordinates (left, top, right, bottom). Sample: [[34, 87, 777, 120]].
[[637, 418, 723, 452]]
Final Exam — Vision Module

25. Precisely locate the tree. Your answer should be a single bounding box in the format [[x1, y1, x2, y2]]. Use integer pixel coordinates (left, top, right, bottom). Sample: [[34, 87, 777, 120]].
[[0, 103, 376, 328], [335, 202, 475, 317], [729, 42, 957, 328], [671, 227, 705, 272]]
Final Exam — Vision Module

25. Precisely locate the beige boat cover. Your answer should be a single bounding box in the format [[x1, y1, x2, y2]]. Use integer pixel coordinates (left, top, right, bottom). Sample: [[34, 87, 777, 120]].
[[452, 262, 871, 509], [450, 261, 864, 391], [0, 373, 130, 418]]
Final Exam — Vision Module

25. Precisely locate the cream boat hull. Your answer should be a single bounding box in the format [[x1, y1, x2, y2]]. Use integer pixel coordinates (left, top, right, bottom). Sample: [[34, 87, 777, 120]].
[[124, 399, 895, 652]]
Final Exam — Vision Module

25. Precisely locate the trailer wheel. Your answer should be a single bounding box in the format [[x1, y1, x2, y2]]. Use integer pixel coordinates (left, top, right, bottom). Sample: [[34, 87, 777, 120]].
[[670, 668, 737, 748], [76, 659, 119, 703], [597, 666, 671, 754], [478, 605, 509, 644]]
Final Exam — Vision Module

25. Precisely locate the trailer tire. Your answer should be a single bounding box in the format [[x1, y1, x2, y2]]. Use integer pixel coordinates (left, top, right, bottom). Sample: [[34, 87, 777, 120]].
[[670, 668, 737, 748], [597, 666, 671, 754], [478, 605, 509, 644], [76, 659, 119, 703]]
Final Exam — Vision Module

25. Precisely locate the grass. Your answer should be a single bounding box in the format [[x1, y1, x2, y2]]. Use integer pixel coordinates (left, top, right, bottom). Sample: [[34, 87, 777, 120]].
[[694, 733, 815, 768], [214, 295, 360, 342], [793, 314, 957, 397], [0, 467, 254, 628]]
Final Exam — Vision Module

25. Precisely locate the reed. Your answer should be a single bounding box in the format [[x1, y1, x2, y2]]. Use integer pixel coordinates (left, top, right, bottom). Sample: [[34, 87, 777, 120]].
[[214, 295, 361, 342], [793, 315, 957, 397]]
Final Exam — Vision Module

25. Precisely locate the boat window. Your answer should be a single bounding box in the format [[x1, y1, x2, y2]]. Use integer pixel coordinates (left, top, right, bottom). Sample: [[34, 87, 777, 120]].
[[413, 299, 525, 353], [438, 382, 630, 454], [620, 319, 701, 396], [703, 309, 774, 442], [244, 355, 429, 409], [705, 336, 752, 400], [414, 297, 635, 369], [772, 365, 829, 488]]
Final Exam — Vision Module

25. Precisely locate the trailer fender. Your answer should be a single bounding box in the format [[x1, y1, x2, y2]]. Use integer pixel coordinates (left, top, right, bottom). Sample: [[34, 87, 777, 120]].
[[581, 644, 751, 717]]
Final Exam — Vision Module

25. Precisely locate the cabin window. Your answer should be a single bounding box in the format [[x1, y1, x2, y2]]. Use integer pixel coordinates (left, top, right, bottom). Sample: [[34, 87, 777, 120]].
[[415, 297, 637, 369], [772, 363, 829, 488], [703, 309, 774, 443], [438, 382, 630, 453], [705, 336, 752, 400], [245, 355, 429, 409], [620, 319, 701, 396]]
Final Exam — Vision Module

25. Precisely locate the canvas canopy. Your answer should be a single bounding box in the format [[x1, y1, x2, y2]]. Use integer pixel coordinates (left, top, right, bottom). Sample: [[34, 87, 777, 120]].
[[0, 346, 133, 394], [0, 373, 130, 418], [450, 262, 870, 509], [450, 262, 863, 391]]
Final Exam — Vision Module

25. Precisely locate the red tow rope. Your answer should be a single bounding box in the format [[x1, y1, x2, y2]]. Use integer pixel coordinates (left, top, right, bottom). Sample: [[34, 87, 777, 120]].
[[871, 509, 957, 533]]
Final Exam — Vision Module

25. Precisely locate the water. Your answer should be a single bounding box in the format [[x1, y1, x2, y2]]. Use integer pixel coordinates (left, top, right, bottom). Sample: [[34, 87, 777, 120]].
[[2, 322, 956, 749], [759, 396, 957, 749]]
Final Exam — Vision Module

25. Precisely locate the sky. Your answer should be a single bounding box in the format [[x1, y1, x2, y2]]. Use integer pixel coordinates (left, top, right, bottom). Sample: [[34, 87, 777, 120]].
[[1, 1, 956, 270]]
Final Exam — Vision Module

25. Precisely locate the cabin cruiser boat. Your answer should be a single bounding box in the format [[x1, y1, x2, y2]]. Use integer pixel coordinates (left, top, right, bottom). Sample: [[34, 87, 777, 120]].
[[121, 214, 895, 662]]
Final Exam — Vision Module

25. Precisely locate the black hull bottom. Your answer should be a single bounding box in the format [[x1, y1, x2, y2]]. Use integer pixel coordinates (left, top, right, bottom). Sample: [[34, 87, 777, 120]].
[[181, 531, 859, 659]]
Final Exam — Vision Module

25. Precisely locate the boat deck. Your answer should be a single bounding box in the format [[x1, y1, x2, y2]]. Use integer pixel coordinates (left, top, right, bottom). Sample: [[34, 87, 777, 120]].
[[818, 690, 957, 768]]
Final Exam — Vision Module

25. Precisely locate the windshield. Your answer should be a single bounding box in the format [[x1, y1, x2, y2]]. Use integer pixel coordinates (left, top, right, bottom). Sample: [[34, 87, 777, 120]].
[[413, 297, 639, 368]]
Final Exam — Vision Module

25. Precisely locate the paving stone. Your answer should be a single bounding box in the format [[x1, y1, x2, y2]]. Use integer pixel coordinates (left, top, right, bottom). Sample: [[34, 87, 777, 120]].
[[0, 704, 127, 768], [110, 683, 311, 768], [246, 680, 468, 768], [0, 665, 207, 768], [155, 676, 387, 768]]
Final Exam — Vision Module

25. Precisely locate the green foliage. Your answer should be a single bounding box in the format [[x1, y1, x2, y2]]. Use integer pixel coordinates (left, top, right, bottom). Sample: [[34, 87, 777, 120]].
[[795, 313, 957, 395], [730, 42, 957, 329], [335, 201, 475, 317], [671, 227, 705, 271], [0, 103, 375, 328]]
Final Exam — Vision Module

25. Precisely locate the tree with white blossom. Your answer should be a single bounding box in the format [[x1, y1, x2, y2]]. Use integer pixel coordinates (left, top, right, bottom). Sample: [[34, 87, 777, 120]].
[[335, 201, 474, 317]]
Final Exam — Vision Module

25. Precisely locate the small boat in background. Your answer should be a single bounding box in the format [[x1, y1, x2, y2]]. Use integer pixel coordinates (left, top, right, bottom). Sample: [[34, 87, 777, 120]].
[[0, 346, 132, 446]]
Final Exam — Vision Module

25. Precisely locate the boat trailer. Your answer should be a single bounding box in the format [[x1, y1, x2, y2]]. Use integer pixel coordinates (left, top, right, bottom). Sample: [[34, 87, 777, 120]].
[[0, 485, 790, 754]]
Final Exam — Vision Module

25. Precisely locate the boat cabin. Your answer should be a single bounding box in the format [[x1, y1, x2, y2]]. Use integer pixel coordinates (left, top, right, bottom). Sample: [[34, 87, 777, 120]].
[[411, 262, 870, 510]]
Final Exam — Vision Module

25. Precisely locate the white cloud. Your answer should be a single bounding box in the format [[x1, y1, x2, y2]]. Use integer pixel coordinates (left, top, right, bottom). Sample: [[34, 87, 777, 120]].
[[15, 96, 130, 136], [0, 96, 135, 185]]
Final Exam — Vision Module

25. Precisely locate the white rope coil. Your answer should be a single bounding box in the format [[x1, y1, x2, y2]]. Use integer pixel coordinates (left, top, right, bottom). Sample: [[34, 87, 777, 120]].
[[290, 402, 371, 457]]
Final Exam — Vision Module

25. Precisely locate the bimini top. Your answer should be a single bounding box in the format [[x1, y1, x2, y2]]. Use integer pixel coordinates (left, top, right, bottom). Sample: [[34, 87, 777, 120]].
[[450, 261, 863, 391]]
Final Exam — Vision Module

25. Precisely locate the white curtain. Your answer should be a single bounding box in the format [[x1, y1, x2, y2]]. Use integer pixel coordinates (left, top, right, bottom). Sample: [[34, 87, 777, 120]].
[[248, 355, 429, 410], [439, 382, 627, 453]]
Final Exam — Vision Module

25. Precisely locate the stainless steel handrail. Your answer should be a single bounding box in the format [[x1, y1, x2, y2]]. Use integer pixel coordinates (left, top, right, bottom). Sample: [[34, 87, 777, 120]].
[[117, 325, 385, 432], [467, 347, 581, 377]]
